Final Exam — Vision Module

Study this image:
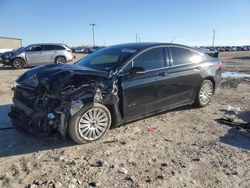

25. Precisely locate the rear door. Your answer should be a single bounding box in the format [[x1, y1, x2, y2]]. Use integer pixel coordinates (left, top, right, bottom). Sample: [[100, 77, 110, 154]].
[[120, 47, 170, 119], [165, 46, 203, 107], [42, 45, 55, 64], [42, 45, 64, 64]]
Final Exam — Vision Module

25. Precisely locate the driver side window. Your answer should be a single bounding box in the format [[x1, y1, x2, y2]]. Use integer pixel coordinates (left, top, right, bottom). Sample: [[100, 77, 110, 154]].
[[133, 47, 165, 71], [27, 45, 42, 52]]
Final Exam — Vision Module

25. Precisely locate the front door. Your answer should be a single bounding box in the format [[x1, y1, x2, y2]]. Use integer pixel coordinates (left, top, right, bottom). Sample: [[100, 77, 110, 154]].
[[25, 45, 44, 65], [120, 47, 169, 119]]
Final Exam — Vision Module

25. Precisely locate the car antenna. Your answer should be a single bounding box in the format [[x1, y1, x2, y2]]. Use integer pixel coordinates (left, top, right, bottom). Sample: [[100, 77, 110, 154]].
[[170, 36, 176, 43]]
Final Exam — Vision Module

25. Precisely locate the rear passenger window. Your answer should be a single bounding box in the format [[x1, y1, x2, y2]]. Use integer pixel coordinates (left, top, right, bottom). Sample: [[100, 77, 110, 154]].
[[170, 47, 193, 66], [43, 45, 65, 51], [56, 45, 65, 50], [133, 48, 165, 71]]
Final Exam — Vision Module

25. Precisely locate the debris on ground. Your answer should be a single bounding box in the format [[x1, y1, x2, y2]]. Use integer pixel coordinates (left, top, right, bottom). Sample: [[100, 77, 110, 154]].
[[227, 106, 241, 115], [147, 127, 157, 132]]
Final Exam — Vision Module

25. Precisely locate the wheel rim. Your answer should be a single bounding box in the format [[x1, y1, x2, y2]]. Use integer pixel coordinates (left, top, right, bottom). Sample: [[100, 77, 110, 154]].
[[199, 82, 213, 105], [78, 108, 109, 141], [13, 60, 22, 68], [56, 57, 65, 64]]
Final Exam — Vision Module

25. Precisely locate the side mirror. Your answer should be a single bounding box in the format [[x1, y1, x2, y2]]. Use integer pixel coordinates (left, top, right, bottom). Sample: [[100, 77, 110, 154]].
[[129, 66, 146, 75]]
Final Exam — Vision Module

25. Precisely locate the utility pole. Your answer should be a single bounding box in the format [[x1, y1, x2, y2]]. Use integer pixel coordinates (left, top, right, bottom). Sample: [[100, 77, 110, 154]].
[[90, 23, 96, 47], [212, 30, 215, 47]]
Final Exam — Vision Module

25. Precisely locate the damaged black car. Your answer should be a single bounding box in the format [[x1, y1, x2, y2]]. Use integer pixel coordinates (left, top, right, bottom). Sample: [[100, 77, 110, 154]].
[[9, 43, 221, 144]]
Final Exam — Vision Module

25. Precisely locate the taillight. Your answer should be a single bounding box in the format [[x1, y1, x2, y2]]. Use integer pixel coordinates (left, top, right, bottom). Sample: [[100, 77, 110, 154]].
[[217, 61, 222, 69]]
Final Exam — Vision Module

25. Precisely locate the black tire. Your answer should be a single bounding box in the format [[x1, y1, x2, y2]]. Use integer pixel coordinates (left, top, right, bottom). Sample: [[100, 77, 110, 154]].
[[195, 80, 214, 107], [68, 103, 112, 144], [12, 58, 25, 69], [54, 56, 66, 64]]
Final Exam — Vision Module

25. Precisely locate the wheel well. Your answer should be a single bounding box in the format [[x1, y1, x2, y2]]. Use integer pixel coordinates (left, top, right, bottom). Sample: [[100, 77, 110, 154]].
[[11, 57, 26, 66], [54, 55, 66, 61], [204, 77, 216, 93], [12, 57, 25, 62], [105, 104, 116, 128]]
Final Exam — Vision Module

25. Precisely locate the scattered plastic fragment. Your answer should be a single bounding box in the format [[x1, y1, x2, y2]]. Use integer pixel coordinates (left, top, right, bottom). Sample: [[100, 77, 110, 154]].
[[147, 128, 157, 132], [217, 117, 250, 131], [227, 106, 240, 115]]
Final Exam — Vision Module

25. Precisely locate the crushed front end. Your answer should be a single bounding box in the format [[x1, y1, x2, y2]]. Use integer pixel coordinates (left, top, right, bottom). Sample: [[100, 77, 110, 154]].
[[8, 64, 116, 138], [9, 84, 70, 137]]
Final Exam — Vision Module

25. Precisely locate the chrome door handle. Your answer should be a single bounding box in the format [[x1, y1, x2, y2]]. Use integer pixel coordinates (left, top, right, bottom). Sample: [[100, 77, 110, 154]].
[[195, 66, 202, 70]]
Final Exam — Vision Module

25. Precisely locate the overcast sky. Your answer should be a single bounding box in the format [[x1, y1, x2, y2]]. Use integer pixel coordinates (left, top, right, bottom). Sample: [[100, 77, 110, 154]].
[[0, 0, 250, 46]]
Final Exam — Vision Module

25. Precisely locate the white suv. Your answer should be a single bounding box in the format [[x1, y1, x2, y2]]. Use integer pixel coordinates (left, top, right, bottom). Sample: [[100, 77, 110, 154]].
[[1, 43, 73, 69]]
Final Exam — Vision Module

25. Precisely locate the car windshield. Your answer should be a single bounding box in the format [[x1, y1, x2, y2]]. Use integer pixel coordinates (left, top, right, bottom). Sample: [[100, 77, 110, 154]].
[[18, 45, 32, 53], [14, 47, 24, 52], [75, 47, 137, 71]]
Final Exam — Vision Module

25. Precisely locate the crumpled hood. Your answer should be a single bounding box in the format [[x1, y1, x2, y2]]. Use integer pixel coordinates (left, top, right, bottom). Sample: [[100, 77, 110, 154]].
[[17, 64, 110, 91], [18, 64, 109, 82], [1, 50, 14, 57]]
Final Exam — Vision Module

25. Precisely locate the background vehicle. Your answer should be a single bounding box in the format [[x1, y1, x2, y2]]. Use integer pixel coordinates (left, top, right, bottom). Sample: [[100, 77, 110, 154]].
[[1, 43, 73, 69], [85, 46, 105, 54], [9, 43, 221, 144], [198, 46, 219, 58]]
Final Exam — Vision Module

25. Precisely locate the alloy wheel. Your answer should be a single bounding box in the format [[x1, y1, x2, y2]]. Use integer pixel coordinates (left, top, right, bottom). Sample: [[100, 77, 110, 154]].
[[13, 59, 23, 69], [78, 108, 109, 141], [199, 82, 213, 105], [56, 57, 66, 64]]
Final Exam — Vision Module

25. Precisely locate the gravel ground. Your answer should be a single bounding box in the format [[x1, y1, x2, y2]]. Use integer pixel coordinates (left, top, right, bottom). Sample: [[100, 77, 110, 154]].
[[0, 52, 249, 188]]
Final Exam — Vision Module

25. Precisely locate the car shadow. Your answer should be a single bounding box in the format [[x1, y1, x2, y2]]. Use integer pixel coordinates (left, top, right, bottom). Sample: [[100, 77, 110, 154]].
[[0, 129, 75, 158], [0, 104, 13, 129], [216, 109, 250, 150], [219, 127, 250, 150], [0, 103, 74, 158], [0, 66, 15, 70], [1, 103, 194, 157], [0, 65, 31, 70]]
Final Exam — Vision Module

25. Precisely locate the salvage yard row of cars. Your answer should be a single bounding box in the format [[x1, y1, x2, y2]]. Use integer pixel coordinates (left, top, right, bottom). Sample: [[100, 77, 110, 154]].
[[1, 43, 249, 69], [199, 45, 250, 52], [8, 42, 222, 144]]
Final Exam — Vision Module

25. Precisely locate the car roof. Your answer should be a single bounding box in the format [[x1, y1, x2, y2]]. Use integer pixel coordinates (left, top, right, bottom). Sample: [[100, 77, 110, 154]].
[[28, 43, 66, 46], [109, 42, 196, 51]]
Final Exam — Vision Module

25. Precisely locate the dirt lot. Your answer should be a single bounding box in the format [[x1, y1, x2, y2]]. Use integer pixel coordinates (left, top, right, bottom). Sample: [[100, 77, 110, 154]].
[[0, 52, 250, 188], [220, 51, 250, 73]]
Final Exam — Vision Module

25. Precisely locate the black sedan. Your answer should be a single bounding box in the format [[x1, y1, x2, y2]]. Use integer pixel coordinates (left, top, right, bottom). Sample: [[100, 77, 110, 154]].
[[9, 43, 221, 144]]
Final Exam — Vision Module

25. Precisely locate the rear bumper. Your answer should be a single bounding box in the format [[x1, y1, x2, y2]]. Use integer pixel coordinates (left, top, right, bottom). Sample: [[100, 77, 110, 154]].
[[65, 53, 73, 61]]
